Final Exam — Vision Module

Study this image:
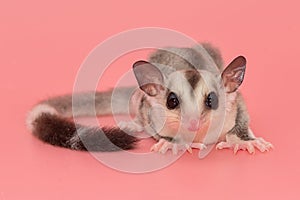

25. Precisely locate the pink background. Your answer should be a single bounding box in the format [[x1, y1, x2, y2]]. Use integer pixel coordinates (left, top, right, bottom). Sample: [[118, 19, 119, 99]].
[[1, 0, 300, 199]]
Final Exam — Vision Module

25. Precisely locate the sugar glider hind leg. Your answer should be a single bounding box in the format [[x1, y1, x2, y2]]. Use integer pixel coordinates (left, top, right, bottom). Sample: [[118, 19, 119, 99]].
[[216, 94, 273, 154]]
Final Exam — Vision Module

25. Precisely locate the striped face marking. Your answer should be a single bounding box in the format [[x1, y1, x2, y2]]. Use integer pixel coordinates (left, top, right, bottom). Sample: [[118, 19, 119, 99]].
[[159, 69, 219, 140], [184, 70, 200, 90], [133, 61, 221, 142]]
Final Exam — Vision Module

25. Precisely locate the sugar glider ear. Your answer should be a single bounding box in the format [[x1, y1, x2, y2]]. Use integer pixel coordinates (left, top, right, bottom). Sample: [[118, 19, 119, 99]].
[[133, 60, 164, 96], [221, 56, 246, 93]]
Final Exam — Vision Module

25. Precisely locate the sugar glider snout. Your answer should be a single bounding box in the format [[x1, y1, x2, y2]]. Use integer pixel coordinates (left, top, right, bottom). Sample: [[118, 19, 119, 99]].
[[181, 117, 201, 132], [187, 119, 200, 132]]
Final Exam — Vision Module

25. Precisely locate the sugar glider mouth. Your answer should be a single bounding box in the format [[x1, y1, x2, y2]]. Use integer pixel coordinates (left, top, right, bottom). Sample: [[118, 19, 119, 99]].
[[187, 119, 201, 132], [188, 126, 201, 132]]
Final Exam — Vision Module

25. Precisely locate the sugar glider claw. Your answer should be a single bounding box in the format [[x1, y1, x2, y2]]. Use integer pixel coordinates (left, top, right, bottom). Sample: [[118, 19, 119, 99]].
[[150, 138, 193, 155], [216, 135, 273, 154], [191, 143, 207, 150]]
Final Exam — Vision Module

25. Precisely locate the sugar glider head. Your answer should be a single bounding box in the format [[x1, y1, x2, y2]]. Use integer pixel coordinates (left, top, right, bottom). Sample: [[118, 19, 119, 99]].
[[132, 56, 246, 141]]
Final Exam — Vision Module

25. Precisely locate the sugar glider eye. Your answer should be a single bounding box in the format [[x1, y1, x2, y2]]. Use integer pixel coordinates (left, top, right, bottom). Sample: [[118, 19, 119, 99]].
[[205, 92, 218, 110], [166, 92, 180, 110]]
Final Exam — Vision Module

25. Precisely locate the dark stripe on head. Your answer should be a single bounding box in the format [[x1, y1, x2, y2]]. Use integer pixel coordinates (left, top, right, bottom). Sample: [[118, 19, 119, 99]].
[[185, 70, 200, 89]]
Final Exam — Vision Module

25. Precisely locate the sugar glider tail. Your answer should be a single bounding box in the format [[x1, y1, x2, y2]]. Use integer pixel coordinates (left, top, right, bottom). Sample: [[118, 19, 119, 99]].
[[26, 88, 138, 151], [30, 113, 137, 151]]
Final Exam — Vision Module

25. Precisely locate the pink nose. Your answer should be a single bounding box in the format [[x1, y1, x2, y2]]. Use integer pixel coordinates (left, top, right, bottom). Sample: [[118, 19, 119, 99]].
[[188, 119, 200, 131]]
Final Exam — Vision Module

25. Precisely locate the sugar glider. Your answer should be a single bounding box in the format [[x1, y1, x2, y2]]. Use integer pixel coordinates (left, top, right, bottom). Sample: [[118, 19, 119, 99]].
[[26, 43, 273, 155]]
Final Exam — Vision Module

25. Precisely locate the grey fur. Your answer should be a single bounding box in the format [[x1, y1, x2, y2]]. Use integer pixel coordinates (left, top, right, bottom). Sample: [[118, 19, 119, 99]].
[[43, 87, 135, 118], [227, 93, 253, 141], [28, 42, 253, 153], [140, 43, 251, 143], [149, 42, 223, 72]]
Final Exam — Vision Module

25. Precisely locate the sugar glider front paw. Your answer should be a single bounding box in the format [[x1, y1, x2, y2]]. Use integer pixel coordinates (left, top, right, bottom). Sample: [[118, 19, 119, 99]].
[[150, 139, 207, 155], [216, 134, 273, 154], [191, 143, 207, 151], [150, 138, 189, 155], [118, 121, 143, 133]]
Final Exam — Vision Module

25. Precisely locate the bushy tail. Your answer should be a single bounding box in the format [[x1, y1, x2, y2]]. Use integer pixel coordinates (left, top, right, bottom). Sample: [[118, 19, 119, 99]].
[[26, 88, 138, 151]]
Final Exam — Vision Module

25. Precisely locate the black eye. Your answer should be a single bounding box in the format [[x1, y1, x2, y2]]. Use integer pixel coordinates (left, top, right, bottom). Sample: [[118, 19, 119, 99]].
[[205, 92, 218, 110], [166, 92, 180, 110]]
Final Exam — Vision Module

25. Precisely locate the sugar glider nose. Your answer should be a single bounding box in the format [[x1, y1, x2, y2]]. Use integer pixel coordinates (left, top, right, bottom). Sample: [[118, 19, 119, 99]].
[[188, 119, 200, 131]]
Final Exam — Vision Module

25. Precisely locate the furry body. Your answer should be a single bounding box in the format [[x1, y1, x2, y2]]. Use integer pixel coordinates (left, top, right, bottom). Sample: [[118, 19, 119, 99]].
[[27, 43, 272, 154]]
